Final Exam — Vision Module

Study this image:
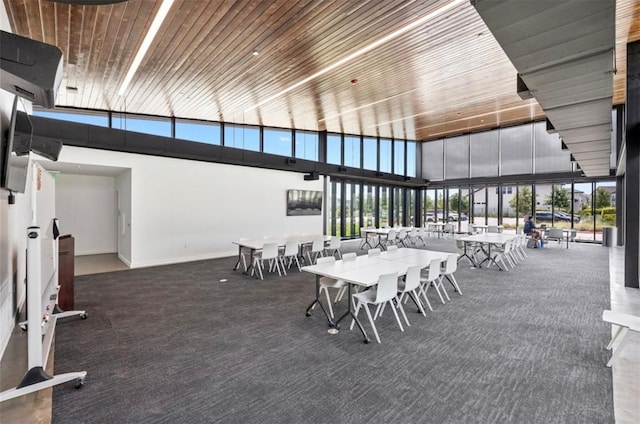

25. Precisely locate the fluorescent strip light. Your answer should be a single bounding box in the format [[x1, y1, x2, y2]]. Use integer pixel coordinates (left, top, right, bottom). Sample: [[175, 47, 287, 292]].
[[244, 0, 466, 113], [117, 0, 175, 96], [318, 87, 420, 122]]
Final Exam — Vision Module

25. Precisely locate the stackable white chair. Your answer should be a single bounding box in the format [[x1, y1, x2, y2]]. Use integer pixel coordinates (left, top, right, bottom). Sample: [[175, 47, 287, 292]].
[[443, 223, 455, 238], [545, 228, 565, 247], [379, 229, 397, 250], [314, 256, 347, 319], [324, 236, 342, 259], [236, 237, 251, 271], [386, 245, 398, 252], [396, 229, 409, 247], [419, 258, 445, 305], [407, 227, 424, 246], [487, 225, 499, 233], [361, 227, 378, 249], [280, 240, 301, 274], [440, 254, 462, 296], [334, 252, 357, 302], [350, 272, 404, 344], [251, 242, 282, 280], [306, 236, 326, 265], [368, 248, 381, 256], [397, 265, 428, 320], [468, 223, 477, 234], [490, 239, 515, 270]]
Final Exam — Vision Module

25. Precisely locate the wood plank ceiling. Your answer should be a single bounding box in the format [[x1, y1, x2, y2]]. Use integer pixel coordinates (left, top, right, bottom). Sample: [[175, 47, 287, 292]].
[[2, 0, 639, 144]]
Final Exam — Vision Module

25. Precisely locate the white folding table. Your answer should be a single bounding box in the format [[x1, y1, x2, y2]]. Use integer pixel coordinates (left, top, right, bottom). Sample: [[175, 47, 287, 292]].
[[456, 233, 516, 270], [302, 248, 452, 343]]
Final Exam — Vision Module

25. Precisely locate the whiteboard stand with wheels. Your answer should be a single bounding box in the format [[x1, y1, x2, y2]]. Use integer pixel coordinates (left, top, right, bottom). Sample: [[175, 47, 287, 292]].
[[0, 227, 87, 403]]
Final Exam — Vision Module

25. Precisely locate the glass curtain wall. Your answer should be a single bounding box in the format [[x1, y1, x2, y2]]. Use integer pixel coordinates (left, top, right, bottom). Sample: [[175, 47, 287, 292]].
[[574, 182, 592, 241], [501, 185, 516, 234], [408, 190, 416, 227], [380, 187, 390, 227], [471, 187, 487, 225], [393, 187, 404, 226], [424, 189, 436, 224], [594, 181, 616, 242], [534, 183, 554, 230], [459, 188, 470, 233], [344, 182, 361, 238], [363, 185, 376, 228], [330, 181, 342, 236], [447, 188, 459, 229]]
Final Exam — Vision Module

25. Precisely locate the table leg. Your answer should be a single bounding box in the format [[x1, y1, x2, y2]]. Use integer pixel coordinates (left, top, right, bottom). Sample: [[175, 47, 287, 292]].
[[458, 241, 477, 266], [333, 283, 370, 343], [305, 275, 335, 327]]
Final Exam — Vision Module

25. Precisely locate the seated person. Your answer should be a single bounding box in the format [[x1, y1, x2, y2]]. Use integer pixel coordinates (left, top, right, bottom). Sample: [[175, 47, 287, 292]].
[[524, 215, 541, 240]]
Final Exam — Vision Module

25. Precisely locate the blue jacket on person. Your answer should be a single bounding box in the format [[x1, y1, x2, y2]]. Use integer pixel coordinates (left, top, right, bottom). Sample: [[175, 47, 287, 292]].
[[524, 219, 536, 234]]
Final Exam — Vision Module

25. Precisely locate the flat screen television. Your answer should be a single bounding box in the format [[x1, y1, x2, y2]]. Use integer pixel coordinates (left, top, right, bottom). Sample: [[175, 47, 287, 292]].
[[287, 189, 323, 216], [1, 95, 31, 193]]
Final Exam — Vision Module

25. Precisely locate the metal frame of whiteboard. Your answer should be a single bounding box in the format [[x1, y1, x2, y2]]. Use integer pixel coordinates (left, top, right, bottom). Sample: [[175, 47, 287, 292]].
[[0, 227, 86, 403]]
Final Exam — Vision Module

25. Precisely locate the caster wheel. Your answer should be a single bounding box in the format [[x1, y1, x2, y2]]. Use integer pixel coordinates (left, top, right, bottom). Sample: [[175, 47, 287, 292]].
[[75, 378, 85, 389], [80, 313, 88, 319]]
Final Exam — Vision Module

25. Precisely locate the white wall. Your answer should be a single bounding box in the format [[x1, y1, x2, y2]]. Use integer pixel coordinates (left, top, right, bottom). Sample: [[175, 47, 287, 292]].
[[56, 147, 323, 268], [55, 174, 117, 255]]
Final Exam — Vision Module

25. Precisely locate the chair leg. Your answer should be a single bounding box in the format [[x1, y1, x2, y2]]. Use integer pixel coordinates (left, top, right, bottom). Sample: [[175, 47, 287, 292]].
[[410, 290, 427, 316], [431, 281, 446, 304], [388, 300, 404, 332], [395, 297, 410, 327], [350, 302, 362, 331], [446, 274, 462, 295], [363, 304, 381, 343], [322, 286, 334, 319], [606, 327, 630, 367], [438, 279, 451, 301]]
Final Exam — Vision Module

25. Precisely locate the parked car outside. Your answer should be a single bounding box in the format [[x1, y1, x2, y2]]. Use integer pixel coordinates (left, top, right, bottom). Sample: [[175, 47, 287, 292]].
[[535, 210, 578, 222], [425, 212, 468, 222]]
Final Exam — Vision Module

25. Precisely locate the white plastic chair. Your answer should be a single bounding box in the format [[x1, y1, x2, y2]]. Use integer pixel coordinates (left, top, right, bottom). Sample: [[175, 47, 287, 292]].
[[350, 272, 404, 344], [280, 240, 301, 274], [386, 245, 398, 252], [443, 223, 455, 238], [379, 229, 396, 250], [440, 254, 462, 296], [396, 229, 408, 247], [306, 236, 326, 265], [314, 256, 347, 319], [419, 258, 445, 305], [251, 242, 282, 280], [334, 252, 357, 302], [368, 248, 381, 256], [397, 265, 428, 320], [487, 225, 499, 233], [324, 236, 342, 259]]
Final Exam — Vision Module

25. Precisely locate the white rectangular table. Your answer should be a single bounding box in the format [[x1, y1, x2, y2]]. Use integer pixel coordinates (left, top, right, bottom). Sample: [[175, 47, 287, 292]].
[[302, 248, 453, 343], [232, 235, 331, 276], [456, 233, 516, 270]]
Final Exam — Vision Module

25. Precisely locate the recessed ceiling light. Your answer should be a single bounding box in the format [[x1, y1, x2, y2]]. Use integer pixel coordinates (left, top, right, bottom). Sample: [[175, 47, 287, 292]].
[[66, 86, 78, 92], [350, 79, 358, 85], [252, 51, 259, 56]]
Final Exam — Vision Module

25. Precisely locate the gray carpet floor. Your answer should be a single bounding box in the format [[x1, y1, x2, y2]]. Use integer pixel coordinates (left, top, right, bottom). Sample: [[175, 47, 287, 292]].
[[52, 238, 613, 424]]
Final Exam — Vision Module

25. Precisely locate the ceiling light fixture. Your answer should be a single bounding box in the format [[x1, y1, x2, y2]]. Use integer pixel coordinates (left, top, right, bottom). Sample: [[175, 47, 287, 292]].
[[244, 0, 466, 113], [319, 87, 420, 122], [252, 51, 259, 56], [117, 0, 174, 96]]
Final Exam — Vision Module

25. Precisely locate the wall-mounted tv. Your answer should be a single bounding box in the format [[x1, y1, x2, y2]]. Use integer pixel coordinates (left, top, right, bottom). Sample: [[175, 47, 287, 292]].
[[287, 189, 322, 216], [1, 95, 31, 193]]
